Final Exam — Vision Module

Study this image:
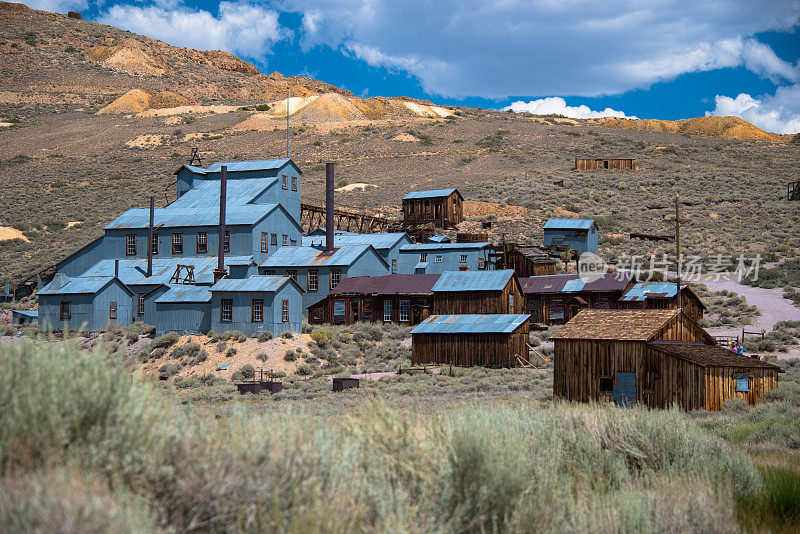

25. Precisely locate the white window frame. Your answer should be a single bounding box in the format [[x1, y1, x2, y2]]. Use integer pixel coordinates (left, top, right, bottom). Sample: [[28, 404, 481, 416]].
[[281, 175, 288, 190], [220, 299, 232, 322], [383, 300, 392, 322], [172, 233, 183, 255], [196, 231, 207, 253], [138, 293, 145, 316], [478, 257, 485, 269], [459, 254, 468, 264], [291, 176, 297, 191], [261, 232, 269, 253], [282, 234, 289, 246], [509, 294, 514, 312], [391, 259, 397, 274], [281, 299, 289, 322], [330, 269, 341, 289], [252, 299, 263, 322], [419, 252, 428, 263], [151, 233, 158, 254], [308, 269, 318, 291], [223, 231, 230, 253], [126, 234, 136, 256], [271, 233, 278, 246], [399, 300, 410, 322], [434, 255, 443, 263]]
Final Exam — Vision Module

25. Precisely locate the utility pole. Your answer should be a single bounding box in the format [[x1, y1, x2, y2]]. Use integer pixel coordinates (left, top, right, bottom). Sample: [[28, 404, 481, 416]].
[[675, 196, 681, 298], [286, 88, 290, 158]]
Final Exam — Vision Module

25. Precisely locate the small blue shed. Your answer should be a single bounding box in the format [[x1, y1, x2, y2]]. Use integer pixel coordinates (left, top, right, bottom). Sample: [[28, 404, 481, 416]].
[[210, 275, 304, 336], [11, 309, 38, 325], [543, 219, 598, 255], [397, 242, 495, 274], [38, 275, 134, 331]]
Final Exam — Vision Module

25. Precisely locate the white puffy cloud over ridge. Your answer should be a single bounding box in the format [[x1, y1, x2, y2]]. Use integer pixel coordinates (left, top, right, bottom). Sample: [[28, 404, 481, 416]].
[[707, 85, 800, 134], [504, 98, 634, 119]]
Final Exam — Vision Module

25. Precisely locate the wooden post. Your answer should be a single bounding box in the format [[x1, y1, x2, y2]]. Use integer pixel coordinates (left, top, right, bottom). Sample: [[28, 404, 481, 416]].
[[675, 196, 681, 298]]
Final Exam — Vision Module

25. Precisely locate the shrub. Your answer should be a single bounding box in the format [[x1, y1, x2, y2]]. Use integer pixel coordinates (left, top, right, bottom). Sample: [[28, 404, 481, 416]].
[[258, 331, 273, 342], [170, 342, 200, 359], [225, 348, 237, 358], [283, 350, 297, 362], [256, 353, 268, 362], [295, 363, 313, 376], [238, 365, 254, 380], [222, 330, 246, 342], [174, 377, 201, 389], [150, 331, 179, 350], [216, 342, 227, 353], [255, 104, 270, 111], [158, 363, 180, 380], [281, 331, 293, 339]]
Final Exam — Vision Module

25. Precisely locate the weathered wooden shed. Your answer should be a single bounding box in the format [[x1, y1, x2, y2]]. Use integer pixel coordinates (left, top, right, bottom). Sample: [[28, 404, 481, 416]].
[[402, 188, 463, 229], [575, 156, 636, 171], [307, 273, 440, 326], [432, 270, 524, 315], [551, 309, 781, 410], [496, 244, 558, 278], [411, 314, 531, 368], [619, 282, 705, 324]]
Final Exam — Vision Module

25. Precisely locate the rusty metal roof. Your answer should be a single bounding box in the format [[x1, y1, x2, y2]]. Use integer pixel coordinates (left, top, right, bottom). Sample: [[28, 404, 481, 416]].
[[432, 270, 514, 292], [549, 309, 681, 341], [403, 188, 461, 200], [328, 274, 441, 296], [411, 314, 530, 334], [647, 341, 783, 370], [261, 244, 387, 268], [522, 272, 631, 294]]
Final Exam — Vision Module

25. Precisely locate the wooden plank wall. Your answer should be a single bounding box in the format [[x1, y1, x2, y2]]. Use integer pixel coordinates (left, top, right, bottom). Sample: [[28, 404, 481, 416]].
[[412, 328, 529, 367], [575, 158, 636, 171], [703, 367, 779, 410], [433, 279, 523, 315]]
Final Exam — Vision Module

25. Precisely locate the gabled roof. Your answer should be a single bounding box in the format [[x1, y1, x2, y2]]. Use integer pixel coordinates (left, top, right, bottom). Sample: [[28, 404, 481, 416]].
[[39, 275, 130, 296], [261, 244, 389, 268], [174, 158, 300, 175], [327, 274, 441, 297], [521, 272, 631, 294], [647, 341, 783, 371], [211, 275, 304, 293], [432, 270, 515, 292], [400, 242, 491, 251], [154, 285, 212, 303], [549, 309, 682, 341], [411, 314, 530, 334], [81, 257, 254, 286], [169, 178, 278, 208], [512, 245, 557, 265], [403, 188, 462, 200], [543, 219, 597, 230], [104, 204, 284, 229], [427, 235, 452, 243], [302, 232, 410, 251]]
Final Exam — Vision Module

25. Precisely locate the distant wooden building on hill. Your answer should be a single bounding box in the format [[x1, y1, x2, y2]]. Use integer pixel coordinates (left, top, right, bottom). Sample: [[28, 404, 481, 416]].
[[575, 156, 636, 171], [402, 188, 463, 229], [551, 309, 781, 411], [618, 282, 705, 323], [496, 244, 558, 278]]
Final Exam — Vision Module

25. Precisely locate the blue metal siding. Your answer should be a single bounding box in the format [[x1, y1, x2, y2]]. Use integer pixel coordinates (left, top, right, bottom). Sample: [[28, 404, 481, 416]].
[[251, 206, 303, 265], [543, 227, 598, 255], [130, 284, 167, 327], [39, 280, 132, 331], [210, 286, 302, 336], [155, 301, 211, 335], [398, 247, 492, 274], [57, 236, 110, 277]]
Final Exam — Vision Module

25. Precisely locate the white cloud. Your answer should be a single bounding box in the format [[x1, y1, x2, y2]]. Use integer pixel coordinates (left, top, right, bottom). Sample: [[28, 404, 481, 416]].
[[504, 97, 634, 119], [98, 2, 288, 58], [707, 85, 800, 134], [284, 0, 800, 98], [24, 0, 88, 12]]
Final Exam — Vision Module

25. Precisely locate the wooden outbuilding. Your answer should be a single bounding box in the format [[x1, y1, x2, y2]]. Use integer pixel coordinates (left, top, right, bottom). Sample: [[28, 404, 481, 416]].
[[306, 273, 439, 325], [575, 156, 636, 171], [496, 244, 558, 278], [411, 314, 530, 368], [619, 282, 705, 323], [432, 270, 524, 315], [402, 188, 463, 229], [551, 309, 781, 410]]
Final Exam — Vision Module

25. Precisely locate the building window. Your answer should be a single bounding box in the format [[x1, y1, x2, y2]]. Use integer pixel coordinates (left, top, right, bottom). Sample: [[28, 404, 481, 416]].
[[60, 301, 71, 320], [138, 293, 145, 316], [223, 231, 230, 253], [399, 300, 410, 322], [282, 234, 289, 246], [460, 254, 468, 264], [291, 176, 297, 191], [736, 375, 750, 392], [281, 299, 289, 322], [261, 232, 269, 253], [109, 301, 117, 320], [308, 270, 318, 291], [252, 299, 263, 322], [196, 232, 207, 253], [478, 257, 485, 269], [391, 259, 397, 274], [271, 233, 278, 246], [409, 202, 415, 214], [220, 299, 232, 322], [172, 233, 183, 255], [151, 233, 159, 254], [434, 255, 442, 263], [290, 239, 297, 246], [419, 253, 428, 263], [126, 234, 136, 256], [383, 300, 392, 322], [509, 293, 514, 312], [330, 269, 341, 289], [287, 270, 297, 281], [333, 299, 346, 319], [281, 175, 288, 189], [264, 269, 276, 275]]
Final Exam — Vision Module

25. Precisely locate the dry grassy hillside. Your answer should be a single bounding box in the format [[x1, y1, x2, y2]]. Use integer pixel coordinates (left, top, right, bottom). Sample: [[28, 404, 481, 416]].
[[0, 2, 799, 284]]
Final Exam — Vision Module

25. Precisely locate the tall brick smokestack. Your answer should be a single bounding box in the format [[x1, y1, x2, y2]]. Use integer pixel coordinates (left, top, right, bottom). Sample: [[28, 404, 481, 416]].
[[325, 162, 335, 253], [214, 165, 228, 284]]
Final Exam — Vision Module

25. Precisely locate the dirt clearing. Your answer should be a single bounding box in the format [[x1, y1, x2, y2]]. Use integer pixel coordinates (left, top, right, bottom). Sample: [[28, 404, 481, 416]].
[[0, 226, 29, 242]]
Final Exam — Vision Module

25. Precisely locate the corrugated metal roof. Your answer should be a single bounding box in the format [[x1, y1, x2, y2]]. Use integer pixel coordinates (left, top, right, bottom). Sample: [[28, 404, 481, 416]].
[[620, 282, 681, 302], [647, 341, 783, 370], [411, 314, 530, 334], [12, 310, 38, 318], [104, 204, 280, 229], [403, 188, 459, 200], [415, 262, 429, 269], [521, 274, 578, 294], [81, 257, 254, 286], [301, 232, 408, 250], [521, 273, 631, 294], [327, 274, 441, 296], [154, 285, 212, 303], [543, 219, 596, 230], [432, 270, 514, 292], [204, 159, 293, 173], [427, 235, 451, 243], [549, 309, 681, 341], [211, 275, 295, 293], [261, 244, 381, 268], [170, 178, 277, 209], [400, 242, 491, 251], [39, 276, 115, 295]]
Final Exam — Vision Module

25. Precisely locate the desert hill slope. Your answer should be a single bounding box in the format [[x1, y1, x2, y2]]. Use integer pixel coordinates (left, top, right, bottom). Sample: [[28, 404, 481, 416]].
[[594, 116, 787, 144]]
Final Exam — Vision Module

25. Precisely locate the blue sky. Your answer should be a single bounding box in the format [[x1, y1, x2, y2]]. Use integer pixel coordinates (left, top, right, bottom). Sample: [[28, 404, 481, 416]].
[[26, 0, 800, 133]]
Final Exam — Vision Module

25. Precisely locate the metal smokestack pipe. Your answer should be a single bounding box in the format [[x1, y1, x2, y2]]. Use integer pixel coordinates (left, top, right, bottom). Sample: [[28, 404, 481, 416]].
[[114, 259, 119, 279], [325, 162, 334, 252], [214, 166, 228, 283], [147, 195, 154, 277]]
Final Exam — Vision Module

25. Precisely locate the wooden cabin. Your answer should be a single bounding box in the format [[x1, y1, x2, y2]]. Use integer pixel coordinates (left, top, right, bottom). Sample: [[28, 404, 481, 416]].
[[521, 272, 633, 325], [402, 188, 463, 229], [411, 314, 530, 368], [575, 156, 636, 171], [551, 309, 781, 410], [619, 282, 705, 323], [496, 244, 558, 278], [307, 274, 440, 326], [432, 270, 523, 315]]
